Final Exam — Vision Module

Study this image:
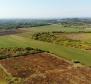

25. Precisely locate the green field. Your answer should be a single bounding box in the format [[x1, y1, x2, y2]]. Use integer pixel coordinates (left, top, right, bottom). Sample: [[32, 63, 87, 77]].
[[24, 24, 91, 33], [0, 24, 91, 66]]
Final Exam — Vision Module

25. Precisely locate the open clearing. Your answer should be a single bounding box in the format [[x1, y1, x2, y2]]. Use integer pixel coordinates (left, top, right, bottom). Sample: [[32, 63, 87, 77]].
[[0, 35, 91, 66], [0, 19, 91, 83], [0, 24, 91, 66], [56, 33, 91, 42], [0, 53, 71, 78], [0, 53, 91, 84]]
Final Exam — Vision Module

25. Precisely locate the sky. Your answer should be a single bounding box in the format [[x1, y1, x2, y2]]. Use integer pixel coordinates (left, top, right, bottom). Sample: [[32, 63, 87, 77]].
[[0, 0, 91, 18]]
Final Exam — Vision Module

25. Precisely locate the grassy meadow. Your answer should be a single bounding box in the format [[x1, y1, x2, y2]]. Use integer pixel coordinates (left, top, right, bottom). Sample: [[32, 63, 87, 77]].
[[0, 24, 91, 66]]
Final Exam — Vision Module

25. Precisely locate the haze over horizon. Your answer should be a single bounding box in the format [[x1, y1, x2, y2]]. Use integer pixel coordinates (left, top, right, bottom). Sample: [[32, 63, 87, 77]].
[[0, 0, 91, 19]]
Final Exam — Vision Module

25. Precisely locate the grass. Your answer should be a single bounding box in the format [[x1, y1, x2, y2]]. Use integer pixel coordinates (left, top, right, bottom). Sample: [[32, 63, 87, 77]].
[[22, 24, 91, 33], [0, 35, 91, 66], [0, 24, 91, 66], [0, 80, 7, 84]]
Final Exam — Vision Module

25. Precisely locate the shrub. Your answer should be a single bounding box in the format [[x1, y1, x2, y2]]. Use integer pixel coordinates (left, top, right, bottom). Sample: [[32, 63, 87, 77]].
[[73, 60, 80, 64]]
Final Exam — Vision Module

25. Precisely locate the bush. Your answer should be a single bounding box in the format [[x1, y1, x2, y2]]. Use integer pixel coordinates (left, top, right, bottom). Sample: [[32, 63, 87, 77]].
[[73, 60, 80, 64], [0, 47, 45, 60], [32, 32, 56, 42]]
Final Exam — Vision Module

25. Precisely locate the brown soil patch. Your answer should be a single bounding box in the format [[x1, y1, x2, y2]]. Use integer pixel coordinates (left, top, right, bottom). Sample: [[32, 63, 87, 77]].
[[0, 53, 71, 78], [0, 53, 91, 84], [25, 67, 91, 84]]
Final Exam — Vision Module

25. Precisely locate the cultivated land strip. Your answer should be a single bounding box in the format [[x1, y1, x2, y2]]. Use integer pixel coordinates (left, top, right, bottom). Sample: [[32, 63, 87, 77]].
[[0, 35, 91, 66]]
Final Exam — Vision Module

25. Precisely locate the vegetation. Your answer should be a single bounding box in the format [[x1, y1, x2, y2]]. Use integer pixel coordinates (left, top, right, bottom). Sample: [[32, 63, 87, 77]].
[[0, 47, 44, 60], [0, 29, 90, 66], [32, 32, 56, 42], [0, 18, 91, 83], [32, 32, 91, 51], [0, 19, 58, 30]]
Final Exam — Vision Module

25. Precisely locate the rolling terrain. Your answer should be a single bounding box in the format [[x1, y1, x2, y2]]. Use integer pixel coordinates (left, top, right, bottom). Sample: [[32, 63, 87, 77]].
[[0, 24, 91, 66], [0, 24, 91, 83]]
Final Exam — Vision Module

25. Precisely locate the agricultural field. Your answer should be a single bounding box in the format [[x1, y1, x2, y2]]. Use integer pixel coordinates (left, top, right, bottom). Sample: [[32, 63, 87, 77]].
[[0, 53, 70, 79], [0, 24, 91, 66], [21, 24, 91, 33], [0, 19, 91, 83], [32, 32, 91, 51], [0, 52, 91, 84]]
